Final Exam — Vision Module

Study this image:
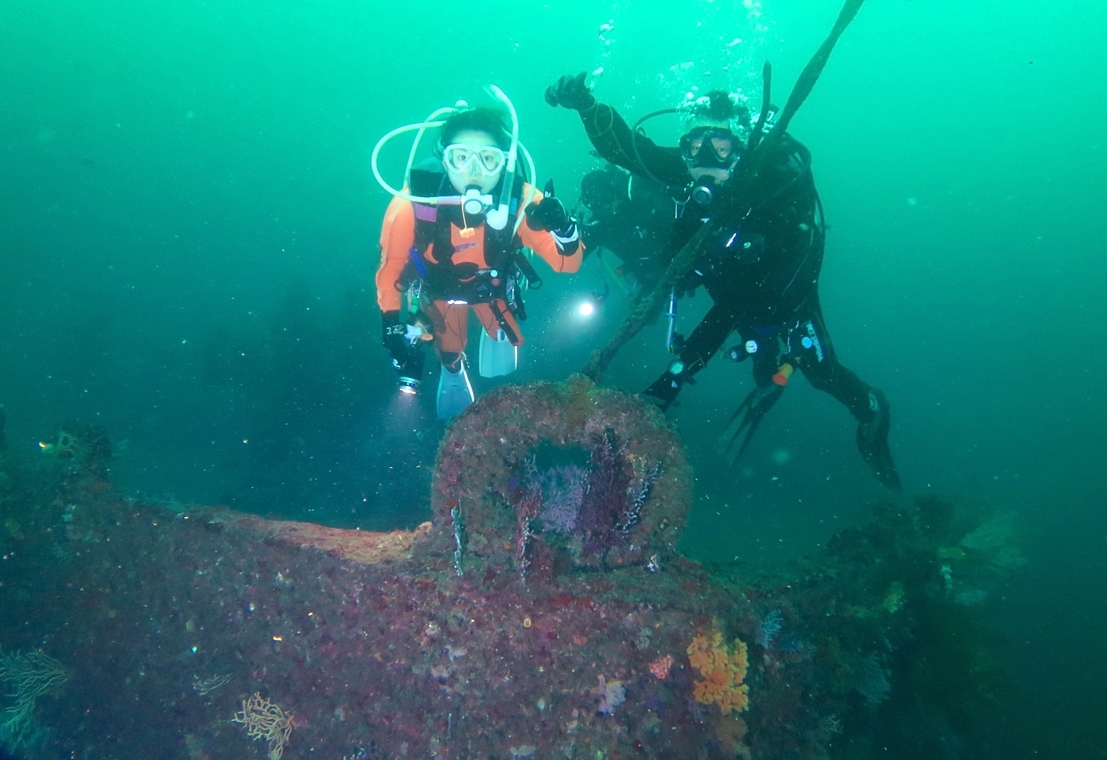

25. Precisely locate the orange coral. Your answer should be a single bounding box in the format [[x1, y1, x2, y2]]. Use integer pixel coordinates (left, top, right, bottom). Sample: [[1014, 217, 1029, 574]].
[[686, 629, 750, 714]]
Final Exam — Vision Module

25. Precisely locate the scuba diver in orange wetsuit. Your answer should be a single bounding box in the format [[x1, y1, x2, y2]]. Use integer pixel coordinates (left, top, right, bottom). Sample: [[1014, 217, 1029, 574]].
[[546, 74, 900, 490], [374, 96, 582, 419]]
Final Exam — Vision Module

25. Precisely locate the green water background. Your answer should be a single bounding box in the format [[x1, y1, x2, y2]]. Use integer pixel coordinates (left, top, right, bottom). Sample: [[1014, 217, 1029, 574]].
[[2, 1, 1105, 756]]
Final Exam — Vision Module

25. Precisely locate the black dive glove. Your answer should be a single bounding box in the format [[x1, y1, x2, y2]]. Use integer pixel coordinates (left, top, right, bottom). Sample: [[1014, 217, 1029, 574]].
[[526, 180, 576, 234], [544, 72, 596, 111]]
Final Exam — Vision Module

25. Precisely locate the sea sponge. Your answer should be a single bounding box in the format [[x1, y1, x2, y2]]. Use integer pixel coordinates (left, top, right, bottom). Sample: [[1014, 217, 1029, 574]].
[[686, 629, 749, 714], [649, 653, 674, 680]]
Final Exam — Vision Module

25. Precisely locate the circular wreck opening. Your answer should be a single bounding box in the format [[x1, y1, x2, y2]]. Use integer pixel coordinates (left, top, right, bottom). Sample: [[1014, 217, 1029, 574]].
[[430, 376, 692, 585]]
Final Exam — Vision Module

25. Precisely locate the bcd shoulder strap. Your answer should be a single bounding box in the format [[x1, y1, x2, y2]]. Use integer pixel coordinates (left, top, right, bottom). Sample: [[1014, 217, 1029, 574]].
[[407, 168, 527, 295]]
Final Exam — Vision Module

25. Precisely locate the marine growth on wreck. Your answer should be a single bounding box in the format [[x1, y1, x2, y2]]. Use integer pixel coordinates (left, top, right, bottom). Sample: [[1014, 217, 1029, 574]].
[[0, 383, 1021, 759]]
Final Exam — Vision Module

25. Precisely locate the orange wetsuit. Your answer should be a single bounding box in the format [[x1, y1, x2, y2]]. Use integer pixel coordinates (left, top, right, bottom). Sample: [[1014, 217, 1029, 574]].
[[376, 184, 582, 366]]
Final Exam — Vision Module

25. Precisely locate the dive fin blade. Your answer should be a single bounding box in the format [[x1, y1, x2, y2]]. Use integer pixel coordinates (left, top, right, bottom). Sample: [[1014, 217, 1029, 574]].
[[478, 329, 518, 378], [436, 362, 475, 419]]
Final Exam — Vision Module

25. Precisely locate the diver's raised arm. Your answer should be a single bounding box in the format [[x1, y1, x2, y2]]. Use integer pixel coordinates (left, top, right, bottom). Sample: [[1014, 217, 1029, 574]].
[[546, 72, 686, 185]]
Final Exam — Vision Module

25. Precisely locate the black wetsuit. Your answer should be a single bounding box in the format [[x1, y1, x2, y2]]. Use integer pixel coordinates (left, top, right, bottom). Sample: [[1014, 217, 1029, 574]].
[[575, 101, 900, 488], [579, 165, 674, 296]]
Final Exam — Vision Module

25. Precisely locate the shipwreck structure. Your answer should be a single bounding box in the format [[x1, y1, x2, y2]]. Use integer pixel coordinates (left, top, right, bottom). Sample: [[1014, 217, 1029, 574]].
[[0, 382, 1016, 759]]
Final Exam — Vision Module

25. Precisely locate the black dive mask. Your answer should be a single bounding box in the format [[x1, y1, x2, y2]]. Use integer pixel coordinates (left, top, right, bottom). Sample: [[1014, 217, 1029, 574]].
[[679, 127, 740, 170]]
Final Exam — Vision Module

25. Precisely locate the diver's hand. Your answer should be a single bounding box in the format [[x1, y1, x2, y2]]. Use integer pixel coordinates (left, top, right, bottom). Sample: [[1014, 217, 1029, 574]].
[[381, 311, 415, 368], [544, 72, 596, 111], [526, 180, 577, 240], [526, 180, 570, 232]]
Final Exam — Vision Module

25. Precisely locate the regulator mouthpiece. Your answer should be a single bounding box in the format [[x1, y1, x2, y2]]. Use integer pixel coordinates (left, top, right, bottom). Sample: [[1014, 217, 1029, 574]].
[[691, 183, 714, 206], [462, 187, 493, 216]]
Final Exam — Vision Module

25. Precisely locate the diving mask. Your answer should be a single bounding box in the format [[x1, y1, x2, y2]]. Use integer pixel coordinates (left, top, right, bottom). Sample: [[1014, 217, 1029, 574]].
[[679, 127, 739, 170], [443, 143, 506, 177]]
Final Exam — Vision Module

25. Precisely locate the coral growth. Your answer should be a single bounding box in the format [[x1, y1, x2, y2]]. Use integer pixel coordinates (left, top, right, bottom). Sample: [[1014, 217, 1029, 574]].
[[431, 377, 691, 578], [938, 512, 1027, 606], [523, 458, 588, 534], [231, 692, 293, 760], [0, 412, 1027, 760], [855, 654, 892, 705], [576, 428, 660, 556], [687, 628, 750, 715], [712, 714, 751, 760], [516, 428, 662, 574], [0, 648, 68, 749], [755, 609, 783, 648], [37, 423, 112, 478]]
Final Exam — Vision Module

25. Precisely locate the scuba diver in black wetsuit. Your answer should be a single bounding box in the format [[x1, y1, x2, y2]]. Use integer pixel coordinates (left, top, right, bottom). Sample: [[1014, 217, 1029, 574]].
[[546, 72, 901, 490], [578, 162, 675, 299]]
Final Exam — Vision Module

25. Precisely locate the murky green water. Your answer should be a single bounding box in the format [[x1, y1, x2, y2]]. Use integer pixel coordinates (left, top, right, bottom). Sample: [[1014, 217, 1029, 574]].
[[2, 1, 1105, 756]]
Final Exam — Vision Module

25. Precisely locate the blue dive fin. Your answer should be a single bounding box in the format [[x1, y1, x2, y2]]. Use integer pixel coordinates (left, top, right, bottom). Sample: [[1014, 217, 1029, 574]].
[[478, 329, 518, 378], [436, 361, 475, 419]]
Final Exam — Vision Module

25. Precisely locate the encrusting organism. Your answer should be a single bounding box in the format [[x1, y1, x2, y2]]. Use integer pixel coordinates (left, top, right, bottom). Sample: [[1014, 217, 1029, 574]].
[[687, 628, 750, 714]]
